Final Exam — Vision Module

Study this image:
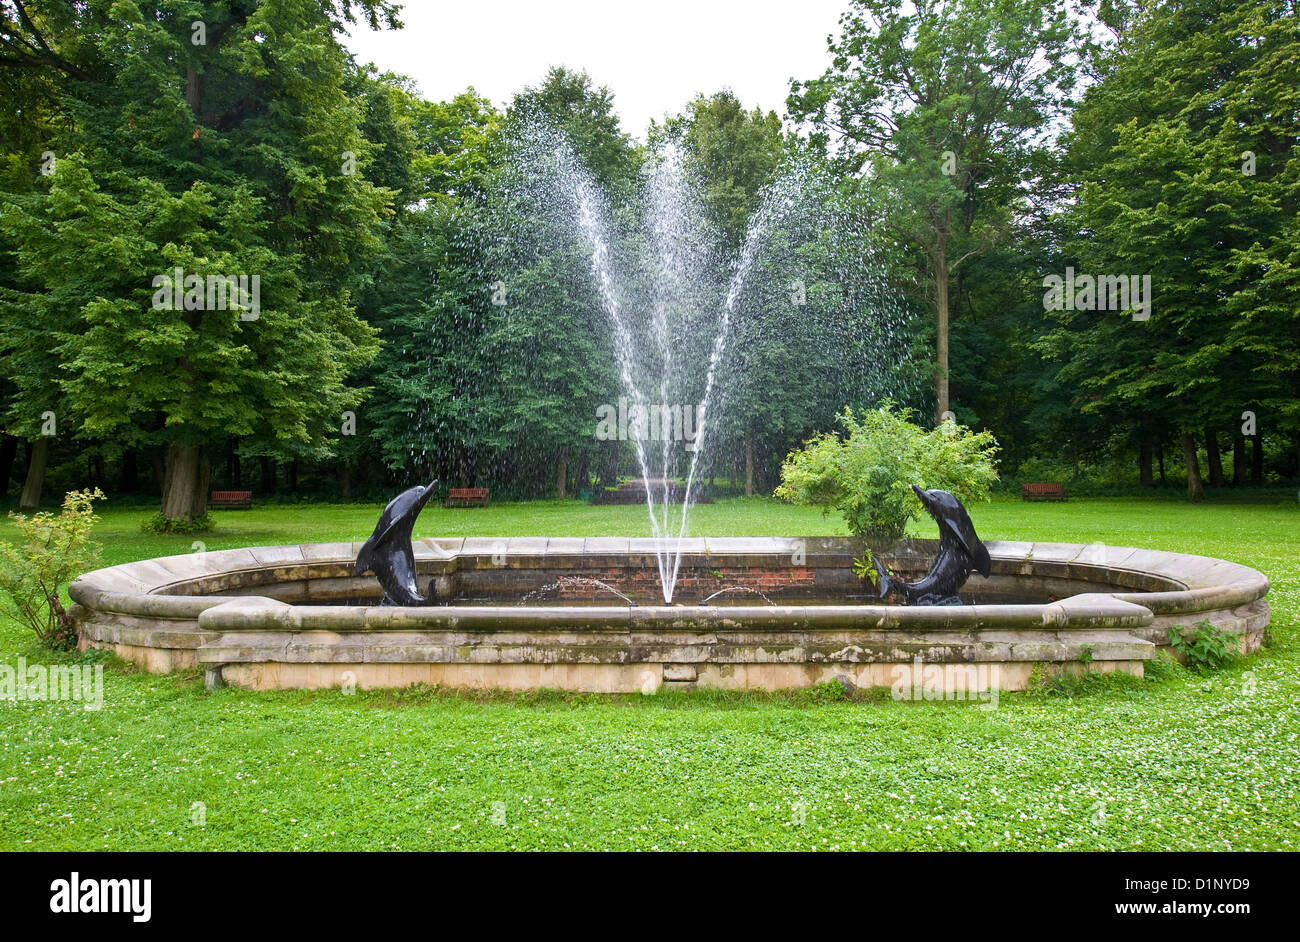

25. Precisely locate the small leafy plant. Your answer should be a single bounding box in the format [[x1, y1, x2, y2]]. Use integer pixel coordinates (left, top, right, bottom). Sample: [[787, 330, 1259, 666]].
[[852, 548, 879, 588], [0, 488, 105, 650], [811, 679, 849, 701], [1170, 620, 1239, 672]]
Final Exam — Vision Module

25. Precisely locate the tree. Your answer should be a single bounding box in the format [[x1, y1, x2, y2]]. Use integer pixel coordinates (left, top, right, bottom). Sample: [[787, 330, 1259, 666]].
[[0, 0, 108, 509], [512, 66, 640, 197], [496, 68, 639, 497], [789, 0, 1081, 421], [650, 91, 785, 249], [0, 1, 398, 524], [651, 92, 787, 494], [1042, 0, 1300, 499]]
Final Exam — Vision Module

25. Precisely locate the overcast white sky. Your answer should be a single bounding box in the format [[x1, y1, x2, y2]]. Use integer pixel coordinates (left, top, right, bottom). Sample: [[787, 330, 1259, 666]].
[[342, 0, 850, 139]]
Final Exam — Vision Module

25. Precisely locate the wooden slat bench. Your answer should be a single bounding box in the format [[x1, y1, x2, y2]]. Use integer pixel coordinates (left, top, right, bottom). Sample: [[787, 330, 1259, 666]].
[[1022, 482, 1068, 502], [445, 487, 489, 508], [210, 490, 253, 509]]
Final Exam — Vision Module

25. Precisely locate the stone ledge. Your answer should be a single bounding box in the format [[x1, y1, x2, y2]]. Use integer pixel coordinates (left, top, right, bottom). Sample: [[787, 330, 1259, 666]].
[[72, 538, 1270, 691]]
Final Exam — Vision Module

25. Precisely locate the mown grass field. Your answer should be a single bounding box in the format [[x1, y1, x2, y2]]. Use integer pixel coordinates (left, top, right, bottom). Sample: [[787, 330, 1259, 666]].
[[0, 495, 1297, 850]]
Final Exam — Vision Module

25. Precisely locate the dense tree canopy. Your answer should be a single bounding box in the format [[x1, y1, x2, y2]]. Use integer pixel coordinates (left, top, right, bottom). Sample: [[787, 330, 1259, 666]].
[[0, 0, 1295, 514], [1041, 0, 1300, 498]]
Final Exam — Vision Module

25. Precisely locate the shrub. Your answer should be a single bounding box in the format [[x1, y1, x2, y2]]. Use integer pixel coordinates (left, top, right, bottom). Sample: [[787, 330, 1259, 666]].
[[140, 511, 213, 534], [775, 403, 999, 541], [0, 488, 105, 650]]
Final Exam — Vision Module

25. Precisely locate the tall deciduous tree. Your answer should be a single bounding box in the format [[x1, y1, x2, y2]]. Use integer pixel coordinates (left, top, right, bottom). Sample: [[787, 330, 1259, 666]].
[[0, 0, 110, 508], [350, 83, 508, 488], [789, 0, 1081, 421], [0, 0, 397, 523], [651, 92, 786, 493]]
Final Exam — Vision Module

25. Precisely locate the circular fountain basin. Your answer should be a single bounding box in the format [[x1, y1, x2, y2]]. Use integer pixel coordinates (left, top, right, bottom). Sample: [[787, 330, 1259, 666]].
[[69, 537, 1269, 693]]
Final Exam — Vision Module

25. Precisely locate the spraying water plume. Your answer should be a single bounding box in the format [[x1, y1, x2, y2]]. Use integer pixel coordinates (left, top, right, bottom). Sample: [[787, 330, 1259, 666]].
[[486, 116, 915, 602]]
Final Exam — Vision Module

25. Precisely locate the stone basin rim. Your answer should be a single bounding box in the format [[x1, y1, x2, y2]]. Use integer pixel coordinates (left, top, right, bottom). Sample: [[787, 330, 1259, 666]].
[[69, 538, 1270, 692], [69, 537, 1270, 618]]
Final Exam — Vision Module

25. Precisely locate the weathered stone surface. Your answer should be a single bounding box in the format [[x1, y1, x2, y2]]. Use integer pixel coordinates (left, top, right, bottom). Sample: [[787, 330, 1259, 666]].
[[415, 537, 463, 557], [73, 537, 1269, 691]]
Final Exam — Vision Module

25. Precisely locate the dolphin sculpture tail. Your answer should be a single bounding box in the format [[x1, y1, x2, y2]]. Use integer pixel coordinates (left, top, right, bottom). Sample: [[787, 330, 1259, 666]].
[[356, 479, 439, 606]]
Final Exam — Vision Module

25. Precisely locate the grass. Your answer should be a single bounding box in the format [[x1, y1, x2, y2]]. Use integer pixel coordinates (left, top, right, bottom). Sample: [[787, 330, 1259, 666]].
[[0, 495, 1297, 850]]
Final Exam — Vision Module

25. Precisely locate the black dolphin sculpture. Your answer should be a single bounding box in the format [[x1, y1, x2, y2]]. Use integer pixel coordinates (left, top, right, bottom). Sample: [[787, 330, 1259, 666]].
[[873, 484, 991, 606], [355, 479, 439, 606]]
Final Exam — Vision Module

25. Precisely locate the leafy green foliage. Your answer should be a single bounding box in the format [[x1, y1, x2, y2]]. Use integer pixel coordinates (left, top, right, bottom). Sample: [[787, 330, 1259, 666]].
[[852, 549, 879, 588], [1171, 620, 1241, 673], [0, 488, 104, 649], [510, 66, 642, 197], [139, 512, 212, 535], [1025, 664, 1145, 699], [789, 0, 1083, 417], [1041, 0, 1300, 488], [651, 91, 785, 247], [776, 404, 999, 540], [1, 1, 1295, 507], [0, 1, 389, 515]]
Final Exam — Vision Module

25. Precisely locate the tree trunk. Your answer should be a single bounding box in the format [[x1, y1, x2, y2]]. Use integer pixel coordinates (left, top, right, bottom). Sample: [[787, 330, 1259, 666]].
[[1182, 433, 1205, 502], [555, 444, 569, 498], [0, 434, 17, 497], [120, 449, 139, 493], [186, 66, 202, 113], [288, 460, 299, 492], [934, 240, 950, 421], [1158, 440, 1166, 484], [19, 437, 49, 511], [260, 456, 275, 493], [161, 444, 210, 519], [744, 429, 754, 497], [574, 451, 589, 497], [339, 463, 352, 501], [1138, 413, 1154, 486], [1204, 426, 1224, 487], [1251, 434, 1263, 483], [1231, 434, 1245, 486], [1138, 437, 1153, 486], [231, 451, 242, 488]]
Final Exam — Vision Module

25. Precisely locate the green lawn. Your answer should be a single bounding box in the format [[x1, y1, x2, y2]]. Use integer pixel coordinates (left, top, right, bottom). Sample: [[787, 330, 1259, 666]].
[[1, 496, 1297, 850]]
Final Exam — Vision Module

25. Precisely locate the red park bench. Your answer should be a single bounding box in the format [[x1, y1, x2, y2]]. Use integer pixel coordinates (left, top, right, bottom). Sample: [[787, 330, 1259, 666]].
[[445, 487, 490, 508], [1022, 482, 1068, 502], [209, 490, 253, 509]]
